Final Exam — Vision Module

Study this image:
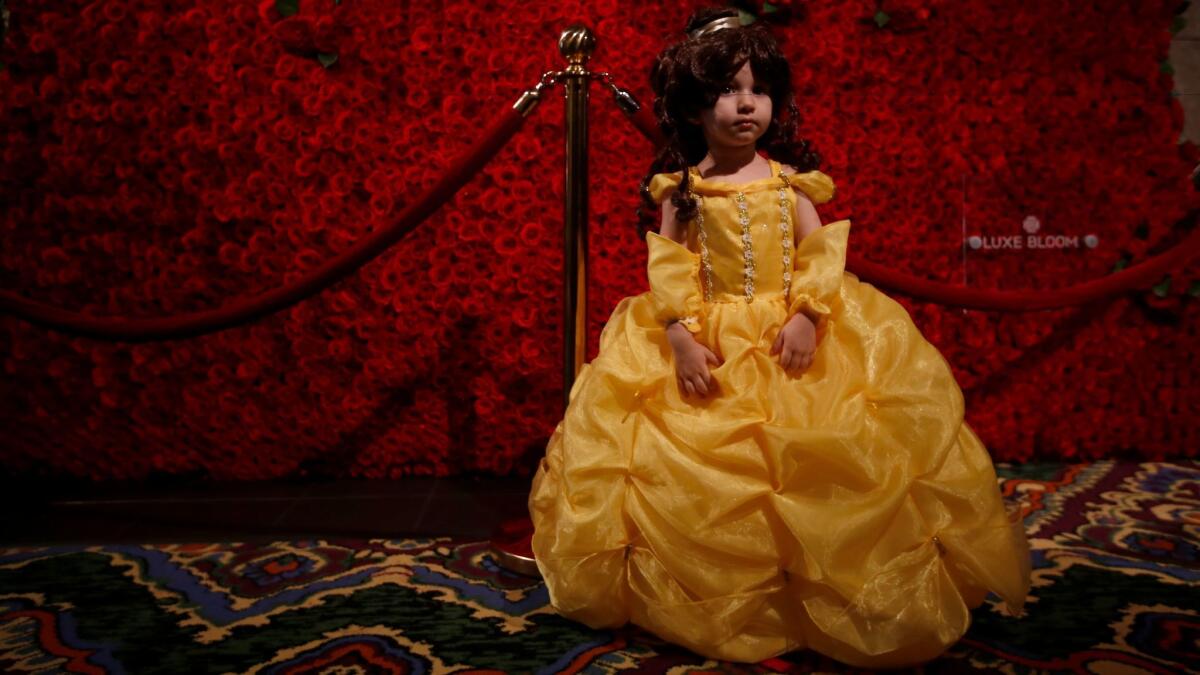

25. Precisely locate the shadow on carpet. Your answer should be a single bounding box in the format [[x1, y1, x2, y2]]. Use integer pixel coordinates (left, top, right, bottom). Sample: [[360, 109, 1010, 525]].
[[1, 460, 1197, 674]]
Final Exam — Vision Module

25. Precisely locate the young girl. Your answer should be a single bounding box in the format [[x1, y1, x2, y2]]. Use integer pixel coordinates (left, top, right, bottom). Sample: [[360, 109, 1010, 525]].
[[529, 7, 1030, 668]]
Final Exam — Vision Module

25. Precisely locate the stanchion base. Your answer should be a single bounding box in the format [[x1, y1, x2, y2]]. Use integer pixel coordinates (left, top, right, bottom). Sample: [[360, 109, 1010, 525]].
[[490, 516, 540, 578]]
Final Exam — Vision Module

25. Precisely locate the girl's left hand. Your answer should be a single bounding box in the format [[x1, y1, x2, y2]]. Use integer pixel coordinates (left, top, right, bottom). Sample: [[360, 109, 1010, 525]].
[[771, 313, 817, 375]]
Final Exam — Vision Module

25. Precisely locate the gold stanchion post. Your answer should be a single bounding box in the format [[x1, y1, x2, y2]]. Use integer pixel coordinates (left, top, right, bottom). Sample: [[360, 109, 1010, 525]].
[[490, 26, 653, 577], [489, 25, 596, 578], [559, 24, 595, 406]]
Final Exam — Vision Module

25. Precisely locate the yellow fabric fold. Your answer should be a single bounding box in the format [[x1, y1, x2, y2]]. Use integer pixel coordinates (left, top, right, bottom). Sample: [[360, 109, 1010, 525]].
[[788, 219, 850, 326], [648, 171, 684, 205], [645, 231, 704, 333], [783, 170, 836, 205]]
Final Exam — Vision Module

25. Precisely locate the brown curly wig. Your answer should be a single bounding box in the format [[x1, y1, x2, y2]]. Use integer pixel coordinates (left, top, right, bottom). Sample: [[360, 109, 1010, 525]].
[[637, 7, 821, 231]]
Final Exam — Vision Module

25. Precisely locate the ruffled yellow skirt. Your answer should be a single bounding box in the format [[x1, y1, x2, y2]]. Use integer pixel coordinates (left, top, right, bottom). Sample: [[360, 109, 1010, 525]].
[[528, 271, 1030, 668]]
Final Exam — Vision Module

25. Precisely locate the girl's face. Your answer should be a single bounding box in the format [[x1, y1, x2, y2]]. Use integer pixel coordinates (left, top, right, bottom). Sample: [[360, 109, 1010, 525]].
[[696, 61, 773, 153]]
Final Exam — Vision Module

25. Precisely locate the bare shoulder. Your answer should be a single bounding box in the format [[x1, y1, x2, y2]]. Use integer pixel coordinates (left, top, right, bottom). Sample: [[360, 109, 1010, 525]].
[[782, 164, 824, 238]]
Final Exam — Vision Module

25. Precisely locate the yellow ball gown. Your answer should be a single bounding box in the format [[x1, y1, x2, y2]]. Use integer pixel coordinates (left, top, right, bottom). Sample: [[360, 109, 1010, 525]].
[[528, 159, 1031, 668]]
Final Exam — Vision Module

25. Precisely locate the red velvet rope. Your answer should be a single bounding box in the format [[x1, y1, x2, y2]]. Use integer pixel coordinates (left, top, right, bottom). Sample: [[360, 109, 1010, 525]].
[[610, 109, 1200, 310], [627, 104, 664, 148], [844, 219, 1200, 311], [0, 106, 529, 342]]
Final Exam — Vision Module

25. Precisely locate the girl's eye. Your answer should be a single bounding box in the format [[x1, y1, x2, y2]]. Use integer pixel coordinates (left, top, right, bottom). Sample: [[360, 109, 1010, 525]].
[[719, 86, 769, 96]]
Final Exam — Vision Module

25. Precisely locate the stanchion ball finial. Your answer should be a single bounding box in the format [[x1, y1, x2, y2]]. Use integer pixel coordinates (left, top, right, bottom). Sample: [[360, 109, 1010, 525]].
[[558, 24, 595, 67]]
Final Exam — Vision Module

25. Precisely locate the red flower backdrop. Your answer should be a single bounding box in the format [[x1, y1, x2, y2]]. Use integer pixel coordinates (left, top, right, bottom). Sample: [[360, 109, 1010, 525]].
[[0, 0, 1196, 479]]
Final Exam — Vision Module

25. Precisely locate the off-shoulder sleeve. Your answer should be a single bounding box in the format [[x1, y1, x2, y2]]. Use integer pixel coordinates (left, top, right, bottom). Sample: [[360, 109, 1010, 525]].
[[647, 171, 684, 205], [645, 230, 704, 333], [787, 219, 850, 327], [782, 170, 836, 205]]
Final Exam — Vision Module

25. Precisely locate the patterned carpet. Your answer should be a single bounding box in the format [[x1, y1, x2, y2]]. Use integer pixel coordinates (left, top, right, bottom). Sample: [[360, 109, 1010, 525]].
[[1, 461, 1197, 674]]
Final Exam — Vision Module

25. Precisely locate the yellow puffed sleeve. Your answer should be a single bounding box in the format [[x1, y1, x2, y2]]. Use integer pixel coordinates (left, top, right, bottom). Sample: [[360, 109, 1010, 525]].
[[645, 231, 704, 333], [782, 170, 836, 205], [647, 171, 684, 205], [788, 219, 850, 327]]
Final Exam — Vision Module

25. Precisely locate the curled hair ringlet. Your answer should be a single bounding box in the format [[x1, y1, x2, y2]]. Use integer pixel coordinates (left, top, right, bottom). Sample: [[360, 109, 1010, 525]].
[[637, 7, 821, 233]]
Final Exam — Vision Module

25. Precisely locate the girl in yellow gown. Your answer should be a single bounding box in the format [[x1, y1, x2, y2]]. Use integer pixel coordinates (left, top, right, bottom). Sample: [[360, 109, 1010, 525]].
[[529, 7, 1030, 668]]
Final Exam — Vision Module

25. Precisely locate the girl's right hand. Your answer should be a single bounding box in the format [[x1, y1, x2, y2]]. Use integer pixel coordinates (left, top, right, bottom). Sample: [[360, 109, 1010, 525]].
[[666, 322, 722, 397]]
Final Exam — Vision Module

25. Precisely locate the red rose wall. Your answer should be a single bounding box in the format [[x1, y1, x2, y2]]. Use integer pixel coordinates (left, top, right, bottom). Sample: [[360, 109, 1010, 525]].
[[0, 0, 1196, 480]]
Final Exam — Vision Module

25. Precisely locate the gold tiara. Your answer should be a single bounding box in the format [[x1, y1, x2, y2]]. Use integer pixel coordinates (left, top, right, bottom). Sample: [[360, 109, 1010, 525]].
[[687, 15, 744, 40]]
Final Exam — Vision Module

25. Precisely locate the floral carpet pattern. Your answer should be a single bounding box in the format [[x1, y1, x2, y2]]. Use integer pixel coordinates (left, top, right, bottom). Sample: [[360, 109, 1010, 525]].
[[1, 461, 1197, 674]]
